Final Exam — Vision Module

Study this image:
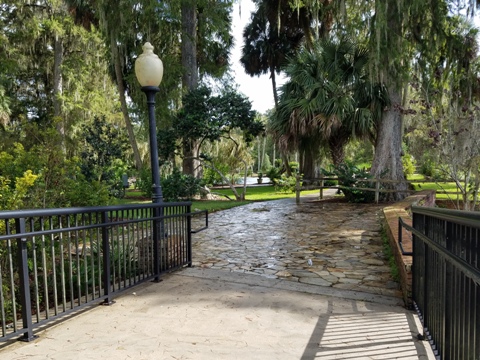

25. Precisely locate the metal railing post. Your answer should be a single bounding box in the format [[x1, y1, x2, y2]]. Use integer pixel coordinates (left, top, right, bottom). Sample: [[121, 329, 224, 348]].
[[187, 204, 192, 267], [153, 205, 161, 281], [15, 218, 36, 341], [101, 211, 113, 305]]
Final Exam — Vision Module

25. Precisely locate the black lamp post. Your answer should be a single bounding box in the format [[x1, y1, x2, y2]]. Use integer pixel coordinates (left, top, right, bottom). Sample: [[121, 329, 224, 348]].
[[134, 42, 164, 203], [135, 42, 164, 280]]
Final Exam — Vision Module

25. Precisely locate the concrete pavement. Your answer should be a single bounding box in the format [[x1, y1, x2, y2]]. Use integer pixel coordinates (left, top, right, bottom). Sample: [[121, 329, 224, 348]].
[[1, 268, 434, 359]]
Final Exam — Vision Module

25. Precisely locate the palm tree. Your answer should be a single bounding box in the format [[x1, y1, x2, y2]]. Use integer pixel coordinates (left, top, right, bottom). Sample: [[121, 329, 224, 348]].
[[271, 38, 387, 178], [240, 0, 309, 107], [241, 0, 320, 175]]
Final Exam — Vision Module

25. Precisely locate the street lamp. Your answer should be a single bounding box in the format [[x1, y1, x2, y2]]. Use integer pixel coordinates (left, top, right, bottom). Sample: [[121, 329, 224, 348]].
[[135, 42, 164, 204], [135, 42, 164, 280]]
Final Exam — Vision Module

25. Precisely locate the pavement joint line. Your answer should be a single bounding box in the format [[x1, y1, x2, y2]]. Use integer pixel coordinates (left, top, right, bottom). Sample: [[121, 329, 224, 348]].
[[175, 267, 406, 307]]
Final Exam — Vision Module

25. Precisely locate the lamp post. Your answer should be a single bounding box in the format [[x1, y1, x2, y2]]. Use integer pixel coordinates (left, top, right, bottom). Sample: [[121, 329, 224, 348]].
[[135, 42, 164, 279], [135, 42, 164, 203]]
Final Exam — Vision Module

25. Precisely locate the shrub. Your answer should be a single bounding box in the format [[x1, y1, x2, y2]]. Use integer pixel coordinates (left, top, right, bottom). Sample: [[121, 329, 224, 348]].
[[64, 177, 111, 207], [266, 166, 282, 184], [330, 162, 375, 203], [420, 157, 437, 177], [289, 161, 299, 173], [161, 167, 201, 201], [402, 154, 416, 176], [275, 174, 301, 193]]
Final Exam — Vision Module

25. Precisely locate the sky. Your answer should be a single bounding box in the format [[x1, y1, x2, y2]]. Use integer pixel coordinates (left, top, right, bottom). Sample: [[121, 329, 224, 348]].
[[229, 0, 285, 114]]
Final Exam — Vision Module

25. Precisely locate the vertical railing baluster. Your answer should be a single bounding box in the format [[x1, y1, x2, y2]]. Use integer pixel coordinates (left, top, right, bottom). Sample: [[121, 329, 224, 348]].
[[30, 217, 40, 324], [94, 213, 100, 297], [40, 218, 49, 320], [49, 216, 58, 317], [101, 211, 112, 305], [15, 217, 36, 342], [187, 204, 192, 267]]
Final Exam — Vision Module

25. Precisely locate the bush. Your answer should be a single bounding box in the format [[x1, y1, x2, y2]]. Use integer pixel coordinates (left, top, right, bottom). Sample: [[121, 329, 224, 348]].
[[402, 154, 416, 176], [203, 163, 229, 186], [289, 161, 299, 173], [64, 177, 111, 207], [330, 162, 375, 203], [420, 157, 437, 177], [136, 167, 153, 198], [161, 168, 201, 201], [266, 166, 282, 185], [275, 174, 301, 193]]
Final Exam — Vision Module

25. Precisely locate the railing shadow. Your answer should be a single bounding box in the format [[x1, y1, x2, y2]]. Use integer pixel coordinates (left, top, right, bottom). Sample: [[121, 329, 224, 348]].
[[301, 300, 431, 360]]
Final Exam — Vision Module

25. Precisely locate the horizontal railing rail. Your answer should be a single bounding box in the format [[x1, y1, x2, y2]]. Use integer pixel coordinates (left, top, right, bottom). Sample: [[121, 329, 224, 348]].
[[409, 206, 480, 359], [0, 201, 208, 343], [398, 217, 413, 256]]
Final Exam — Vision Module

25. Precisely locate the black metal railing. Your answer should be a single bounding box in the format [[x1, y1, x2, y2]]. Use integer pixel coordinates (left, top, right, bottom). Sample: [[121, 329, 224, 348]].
[[402, 206, 480, 359], [0, 202, 207, 342]]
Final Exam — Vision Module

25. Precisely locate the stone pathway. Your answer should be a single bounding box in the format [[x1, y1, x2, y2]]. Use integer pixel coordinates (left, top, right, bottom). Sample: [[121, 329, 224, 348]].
[[192, 196, 402, 298]]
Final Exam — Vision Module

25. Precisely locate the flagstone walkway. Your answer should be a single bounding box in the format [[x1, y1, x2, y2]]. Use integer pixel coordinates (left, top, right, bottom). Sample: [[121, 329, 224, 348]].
[[192, 196, 402, 299]]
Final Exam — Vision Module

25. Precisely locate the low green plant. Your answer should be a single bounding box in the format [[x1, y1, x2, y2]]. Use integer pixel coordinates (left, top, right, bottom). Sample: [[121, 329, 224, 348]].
[[328, 162, 375, 203], [162, 167, 201, 201], [289, 161, 299, 173], [402, 154, 416, 176], [136, 168, 153, 198], [266, 167, 282, 185], [275, 174, 301, 193], [419, 157, 437, 178], [0, 170, 38, 210], [380, 224, 400, 282]]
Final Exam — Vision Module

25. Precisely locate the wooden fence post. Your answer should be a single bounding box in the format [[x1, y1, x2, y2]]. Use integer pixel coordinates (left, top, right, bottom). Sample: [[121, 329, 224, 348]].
[[295, 175, 300, 205], [320, 177, 324, 200], [375, 179, 380, 203]]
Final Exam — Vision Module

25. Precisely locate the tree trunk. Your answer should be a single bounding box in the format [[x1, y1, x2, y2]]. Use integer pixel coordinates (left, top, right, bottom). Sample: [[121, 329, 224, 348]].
[[181, 0, 198, 89], [328, 137, 346, 167], [273, 143, 276, 166], [270, 65, 278, 108], [281, 153, 292, 176], [53, 36, 65, 154], [257, 137, 261, 172], [300, 148, 316, 180], [370, 84, 407, 200], [262, 136, 266, 169], [181, 0, 200, 177], [111, 36, 143, 171]]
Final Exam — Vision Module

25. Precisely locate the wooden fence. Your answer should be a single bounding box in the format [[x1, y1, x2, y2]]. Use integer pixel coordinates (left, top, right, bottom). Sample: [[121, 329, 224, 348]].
[[295, 176, 463, 204]]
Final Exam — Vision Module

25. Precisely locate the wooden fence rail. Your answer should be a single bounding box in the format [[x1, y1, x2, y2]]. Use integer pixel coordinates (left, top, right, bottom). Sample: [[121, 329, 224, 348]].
[[295, 176, 462, 204]]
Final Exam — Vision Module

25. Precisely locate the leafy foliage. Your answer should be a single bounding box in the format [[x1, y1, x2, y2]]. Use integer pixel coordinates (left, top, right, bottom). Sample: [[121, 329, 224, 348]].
[[327, 162, 375, 203], [136, 167, 201, 202], [80, 116, 129, 198], [275, 174, 300, 193], [161, 168, 202, 202], [266, 166, 282, 185], [174, 86, 263, 148]]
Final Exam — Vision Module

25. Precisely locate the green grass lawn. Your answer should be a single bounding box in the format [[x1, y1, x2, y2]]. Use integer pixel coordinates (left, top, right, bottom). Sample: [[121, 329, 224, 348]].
[[114, 185, 321, 213], [212, 185, 318, 201], [407, 174, 461, 200]]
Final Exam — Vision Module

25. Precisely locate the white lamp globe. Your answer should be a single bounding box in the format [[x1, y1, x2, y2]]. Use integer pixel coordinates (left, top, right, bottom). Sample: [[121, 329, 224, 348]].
[[135, 42, 164, 87]]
